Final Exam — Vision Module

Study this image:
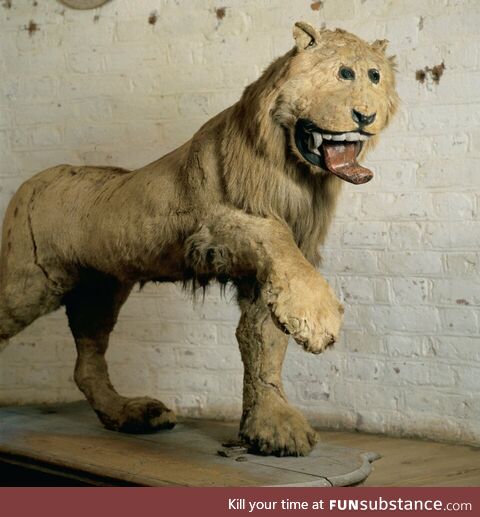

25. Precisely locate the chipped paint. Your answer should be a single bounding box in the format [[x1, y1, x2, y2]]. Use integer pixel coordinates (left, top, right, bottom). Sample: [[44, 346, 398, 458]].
[[415, 62, 445, 84], [25, 20, 39, 36], [215, 7, 226, 20], [148, 11, 157, 25]]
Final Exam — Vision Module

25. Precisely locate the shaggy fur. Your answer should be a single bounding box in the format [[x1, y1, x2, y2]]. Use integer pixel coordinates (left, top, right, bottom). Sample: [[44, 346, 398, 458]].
[[0, 24, 398, 456]]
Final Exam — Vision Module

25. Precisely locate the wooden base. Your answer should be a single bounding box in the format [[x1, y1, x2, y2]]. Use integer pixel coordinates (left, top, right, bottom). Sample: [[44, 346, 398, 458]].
[[0, 402, 378, 487]]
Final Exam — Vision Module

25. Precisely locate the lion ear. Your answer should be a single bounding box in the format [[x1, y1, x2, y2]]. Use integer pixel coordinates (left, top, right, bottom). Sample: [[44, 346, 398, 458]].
[[293, 21, 320, 51], [371, 39, 389, 53]]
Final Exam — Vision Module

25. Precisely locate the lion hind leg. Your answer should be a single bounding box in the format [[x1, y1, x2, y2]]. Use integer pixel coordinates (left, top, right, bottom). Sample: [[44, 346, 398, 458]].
[[0, 179, 66, 343], [0, 267, 62, 343], [65, 273, 176, 433], [0, 299, 27, 342]]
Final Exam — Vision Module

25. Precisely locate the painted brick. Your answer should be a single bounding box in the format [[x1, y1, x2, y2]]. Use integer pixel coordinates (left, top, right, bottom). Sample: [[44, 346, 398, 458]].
[[0, 0, 478, 448], [377, 251, 443, 276]]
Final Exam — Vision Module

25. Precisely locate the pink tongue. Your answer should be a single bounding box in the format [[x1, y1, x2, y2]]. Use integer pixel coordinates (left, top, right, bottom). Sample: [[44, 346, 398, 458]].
[[323, 142, 373, 185]]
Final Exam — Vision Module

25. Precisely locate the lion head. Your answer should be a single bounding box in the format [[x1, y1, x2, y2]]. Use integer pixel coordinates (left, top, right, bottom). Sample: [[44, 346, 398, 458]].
[[273, 23, 399, 185]]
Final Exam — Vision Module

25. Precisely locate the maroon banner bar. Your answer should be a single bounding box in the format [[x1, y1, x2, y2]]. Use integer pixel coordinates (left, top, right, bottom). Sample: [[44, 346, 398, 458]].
[[0, 487, 478, 516]]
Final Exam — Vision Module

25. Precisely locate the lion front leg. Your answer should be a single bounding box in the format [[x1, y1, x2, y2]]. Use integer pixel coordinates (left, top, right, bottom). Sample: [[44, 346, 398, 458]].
[[186, 208, 344, 354], [235, 281, 318, 456]]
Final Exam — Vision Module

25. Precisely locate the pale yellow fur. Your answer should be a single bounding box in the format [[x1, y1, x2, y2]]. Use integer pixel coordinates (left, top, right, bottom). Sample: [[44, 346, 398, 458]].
[[0, 24, 397, 455]]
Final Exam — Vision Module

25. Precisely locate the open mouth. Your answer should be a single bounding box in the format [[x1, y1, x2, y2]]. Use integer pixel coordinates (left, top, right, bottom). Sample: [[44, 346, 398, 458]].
[[294, 118, 374, 184]]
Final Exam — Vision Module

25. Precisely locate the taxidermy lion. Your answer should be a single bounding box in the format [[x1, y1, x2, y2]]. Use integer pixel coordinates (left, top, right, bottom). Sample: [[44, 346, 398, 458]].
[[0, 23, 398, 456]]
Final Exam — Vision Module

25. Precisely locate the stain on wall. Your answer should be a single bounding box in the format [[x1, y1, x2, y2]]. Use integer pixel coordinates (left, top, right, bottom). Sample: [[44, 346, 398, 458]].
[[25, 19, 39, 36], [416, 62, 445, 84], [148, 11, 157, 25], [215, 7, 226, 20]]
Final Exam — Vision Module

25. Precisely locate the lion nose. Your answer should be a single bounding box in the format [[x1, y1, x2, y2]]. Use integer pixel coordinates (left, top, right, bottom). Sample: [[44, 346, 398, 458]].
[[352, 109, 376, 127]]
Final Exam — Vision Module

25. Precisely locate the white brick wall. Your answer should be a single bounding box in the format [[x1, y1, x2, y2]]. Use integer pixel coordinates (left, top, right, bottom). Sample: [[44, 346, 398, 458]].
[[0, 0, 479, 445]]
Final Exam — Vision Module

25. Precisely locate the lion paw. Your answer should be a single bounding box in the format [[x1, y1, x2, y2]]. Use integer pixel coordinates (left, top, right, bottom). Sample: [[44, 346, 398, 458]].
[[263, 275, 343, 354], [98, 397, 176, 434], [240, 397, 318, 456]]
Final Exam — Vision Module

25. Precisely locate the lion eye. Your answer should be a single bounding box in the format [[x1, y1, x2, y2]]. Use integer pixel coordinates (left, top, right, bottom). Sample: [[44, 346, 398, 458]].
[[368, 68, 380, 84], [339, 66, 355, 80], [307, 38, 316, 48]]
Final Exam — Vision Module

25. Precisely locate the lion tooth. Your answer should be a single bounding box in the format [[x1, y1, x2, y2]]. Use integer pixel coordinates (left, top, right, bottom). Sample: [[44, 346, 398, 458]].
[[358, 134, 368, 141], [345, 132, 359, 141], [332, 134, 346, 141], [313, 132, 323, 148], [322, 133, 332, 140], [307, 134, 321, 155]]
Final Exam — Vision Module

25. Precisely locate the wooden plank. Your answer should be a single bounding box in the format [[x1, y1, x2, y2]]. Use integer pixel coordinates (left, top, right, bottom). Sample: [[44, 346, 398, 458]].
[[0, 402, 377, 487], [4, 403, 477, 486], [319, 430, 480, 487]]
